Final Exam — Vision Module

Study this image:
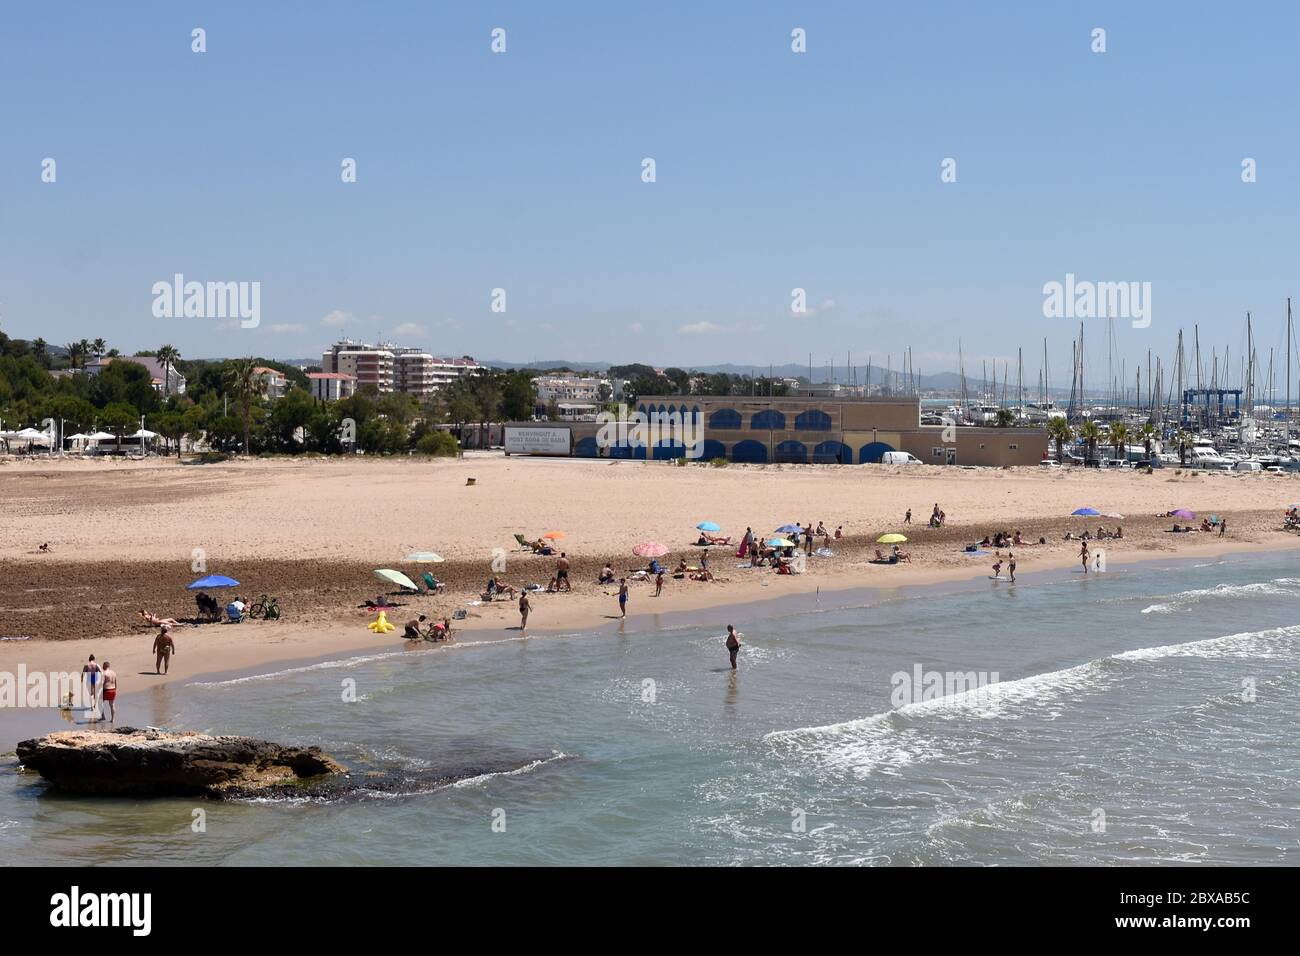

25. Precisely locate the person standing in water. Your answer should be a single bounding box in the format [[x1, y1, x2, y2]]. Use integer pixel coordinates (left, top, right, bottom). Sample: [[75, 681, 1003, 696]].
[[519, 591, 531, 630], [100, 661, 117, 722], [618, 578, 629, 618], [1008, 552, 1016, 583], [1080, 541, 1089, 575], [725, 625, 742, 670], [82, 655, 101, 718]]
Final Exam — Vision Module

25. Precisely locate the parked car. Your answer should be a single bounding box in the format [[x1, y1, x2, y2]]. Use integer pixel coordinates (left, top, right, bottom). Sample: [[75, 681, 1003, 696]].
[[1039, 459, 1062, 469], [881, 451, 923, 465]]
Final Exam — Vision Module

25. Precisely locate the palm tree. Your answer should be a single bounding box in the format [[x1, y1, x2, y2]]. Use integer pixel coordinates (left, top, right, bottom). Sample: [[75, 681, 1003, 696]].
[[223, 358, 266, 454], [31, 338, 48, 367], [92, 338, 106, 360], [1078, 420, 1103, 464], [77, 339, 92, 367], [1047, 416, 1073, 462], [63, 341, 83, 370], [156, 345, 180, 396], [1108, 421, 1129, 463], [1140, 423, 1157, 461]]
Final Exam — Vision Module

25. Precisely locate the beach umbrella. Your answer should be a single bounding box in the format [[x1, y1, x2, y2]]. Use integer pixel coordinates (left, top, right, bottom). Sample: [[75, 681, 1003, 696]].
[[405, 551, 445, 563], [1171, 508, 1195, 519], [696, 521, 721, 532], [374, 568, 419, 591], [543, 531, 567, 540], [877, 533, 908, 544], [632, 541, 669, 558], [186, 574, 240, 590], [1071, 507, 1101, 516], [766, 537, 794, 548], [775, 524, 802, 534]]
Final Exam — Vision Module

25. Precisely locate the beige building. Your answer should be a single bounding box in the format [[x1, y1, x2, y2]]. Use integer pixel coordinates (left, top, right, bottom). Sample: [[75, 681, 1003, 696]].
[[510, 395, 1047, 465]]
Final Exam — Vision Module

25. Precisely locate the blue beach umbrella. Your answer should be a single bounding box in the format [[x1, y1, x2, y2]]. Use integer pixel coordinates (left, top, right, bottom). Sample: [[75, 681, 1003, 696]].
[[186, 574, 240, 590], [775, 523, 803, 533], [1070, 507, 1100, 516], [767, 537, 795, 548], [696, 521, 721, 532]]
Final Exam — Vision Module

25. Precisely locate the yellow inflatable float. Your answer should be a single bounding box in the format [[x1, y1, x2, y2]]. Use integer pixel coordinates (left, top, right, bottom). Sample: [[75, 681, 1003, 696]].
[[368, 610, 396, 633]]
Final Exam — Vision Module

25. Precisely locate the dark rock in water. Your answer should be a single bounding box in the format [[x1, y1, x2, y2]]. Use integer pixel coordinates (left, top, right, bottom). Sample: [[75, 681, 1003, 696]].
[[15, 727, 346, 797]]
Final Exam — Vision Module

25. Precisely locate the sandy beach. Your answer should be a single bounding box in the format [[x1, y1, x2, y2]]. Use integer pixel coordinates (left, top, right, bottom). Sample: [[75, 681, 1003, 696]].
[[2, 454, 1299, 700]]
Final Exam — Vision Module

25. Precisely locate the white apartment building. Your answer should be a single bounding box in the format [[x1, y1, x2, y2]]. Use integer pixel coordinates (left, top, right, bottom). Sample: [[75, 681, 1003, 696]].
[[321, 340, 481, 396], [307, 372, 357, 402]]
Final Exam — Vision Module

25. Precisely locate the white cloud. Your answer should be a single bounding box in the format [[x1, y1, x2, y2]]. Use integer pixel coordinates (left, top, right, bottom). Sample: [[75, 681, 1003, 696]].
[[269, 323, 306, 334], [679, 321, 727, 336], [678, 321, 763, 336], [321, 310, 354, 327], [391, 322, 426, 338], [628, 322, 644, 334]]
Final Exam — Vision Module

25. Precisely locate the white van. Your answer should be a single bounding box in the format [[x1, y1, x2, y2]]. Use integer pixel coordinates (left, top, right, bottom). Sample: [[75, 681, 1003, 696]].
[[881, 451, 923, 465]]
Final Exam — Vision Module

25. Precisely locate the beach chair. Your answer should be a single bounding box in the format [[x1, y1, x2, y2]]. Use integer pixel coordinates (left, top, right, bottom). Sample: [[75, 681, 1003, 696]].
[[513, 534, 531, 550], [225, 602, 244, 623]]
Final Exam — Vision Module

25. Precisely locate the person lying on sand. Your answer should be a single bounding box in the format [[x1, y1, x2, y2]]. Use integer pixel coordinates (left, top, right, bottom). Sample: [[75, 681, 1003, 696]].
[[140, 610, 183, 628], [697, 532, 732, 546]]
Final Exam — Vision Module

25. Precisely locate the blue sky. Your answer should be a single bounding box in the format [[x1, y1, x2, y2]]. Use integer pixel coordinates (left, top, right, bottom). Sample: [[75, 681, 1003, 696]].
[[2, 1, 1298, 389]]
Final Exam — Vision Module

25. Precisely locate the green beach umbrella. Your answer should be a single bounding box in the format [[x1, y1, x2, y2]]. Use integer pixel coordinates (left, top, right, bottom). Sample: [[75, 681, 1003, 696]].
[[374, 568, 419, 591]]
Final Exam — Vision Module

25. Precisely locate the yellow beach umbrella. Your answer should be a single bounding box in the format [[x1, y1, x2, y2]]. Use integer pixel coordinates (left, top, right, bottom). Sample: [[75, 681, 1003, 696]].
[[877, 533, 908, 544]]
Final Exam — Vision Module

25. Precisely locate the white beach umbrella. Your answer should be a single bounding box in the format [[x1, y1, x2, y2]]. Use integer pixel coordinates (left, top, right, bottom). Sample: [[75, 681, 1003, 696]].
[[129, 429, 159, 439], [87, 431, 116, 442]]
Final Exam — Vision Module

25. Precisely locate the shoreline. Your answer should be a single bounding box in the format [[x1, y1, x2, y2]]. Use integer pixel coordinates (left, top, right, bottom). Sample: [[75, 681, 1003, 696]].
[[4, 535, 1296, 749]]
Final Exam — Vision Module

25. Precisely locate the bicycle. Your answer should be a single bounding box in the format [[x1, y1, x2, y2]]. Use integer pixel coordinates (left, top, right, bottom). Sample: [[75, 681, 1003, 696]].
[[246, 595, 280, 620]]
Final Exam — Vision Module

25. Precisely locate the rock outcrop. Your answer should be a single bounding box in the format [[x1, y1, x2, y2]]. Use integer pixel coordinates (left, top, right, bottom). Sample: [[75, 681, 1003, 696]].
[[15, 727, 346, 797]]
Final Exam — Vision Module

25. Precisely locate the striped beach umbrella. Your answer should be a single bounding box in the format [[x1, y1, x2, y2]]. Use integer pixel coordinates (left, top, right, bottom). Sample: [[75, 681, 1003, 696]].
[[632, 541, 669, 558]]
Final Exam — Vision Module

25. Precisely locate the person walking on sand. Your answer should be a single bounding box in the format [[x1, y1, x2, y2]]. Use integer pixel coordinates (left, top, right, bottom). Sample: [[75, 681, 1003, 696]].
[[655, 568, 665, 597], [618, 578, 629, 618], [100, 662, 117, 722], [725, 625, 742, 670], [152, 625, 176, 674], [519, 591, 531, 630], [904, 509, 912, 525], [82, 655, 101, 717], [556, 552, 571, 592], [804, 523, 814, 557], [1220, 517, 1227, 537]]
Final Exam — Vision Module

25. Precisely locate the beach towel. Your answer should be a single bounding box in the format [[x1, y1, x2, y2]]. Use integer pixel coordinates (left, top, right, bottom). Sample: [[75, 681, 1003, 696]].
[[815, 547, 834, 557]]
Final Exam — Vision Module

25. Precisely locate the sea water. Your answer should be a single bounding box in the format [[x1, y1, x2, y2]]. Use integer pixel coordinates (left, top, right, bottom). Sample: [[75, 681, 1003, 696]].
[[2, 550, 1298, 866]]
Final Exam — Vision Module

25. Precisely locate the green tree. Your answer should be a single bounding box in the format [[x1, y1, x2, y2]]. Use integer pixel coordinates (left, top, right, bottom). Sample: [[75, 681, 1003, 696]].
[[97, 402, 139, 454], [1047, 416, 1073, 462], [1108, 421, 1129, 461], [156, 345, 180, 396], [416, 430, 460, 457], [1078, 420, 1103, 464], [223, 358, 266, 454], [994, 408, 1015, 428]]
